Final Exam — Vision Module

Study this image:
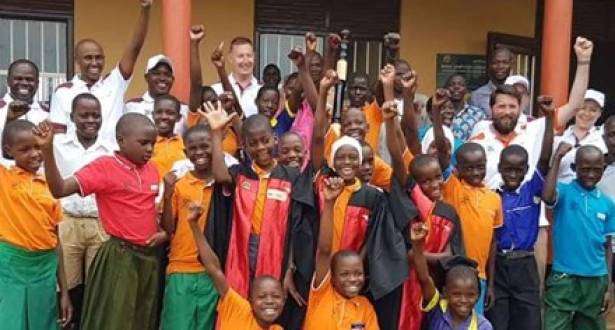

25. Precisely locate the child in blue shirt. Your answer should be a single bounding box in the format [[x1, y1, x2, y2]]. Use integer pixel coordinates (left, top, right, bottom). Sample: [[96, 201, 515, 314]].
[[543, 143, 615, 330]]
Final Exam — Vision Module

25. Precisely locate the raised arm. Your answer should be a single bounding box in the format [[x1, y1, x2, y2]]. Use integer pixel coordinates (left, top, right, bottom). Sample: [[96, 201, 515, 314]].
[[35, 122, 80, 198], [381, 64, 406, 152], [383, 33, 401, 65], [432, 89, 452, 170], [410, 222, 437, 303], [186, 202, 229, 298], [290, 44, 319, 112], [212, 43, 244, 119], [118, 0, 152, 79], [312, 70, 339, 169], [384, 101, 408, 185], [314, 177, 344, 287], [537, 95, 555, 175], [189, 25, 205, 112], [322, 33, 341, 74], [557, 37, 593, 126], [542, 143, 573, 205], [161, 172, 178, 236], [220, 92, 244, 143], [400, 71, 421, 155], [198, 101, 236, 184]]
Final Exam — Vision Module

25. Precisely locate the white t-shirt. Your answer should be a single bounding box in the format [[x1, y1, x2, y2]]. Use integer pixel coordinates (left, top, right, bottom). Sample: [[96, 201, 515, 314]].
[[212, 74, 261, 117], [554, 125, 606, 183]]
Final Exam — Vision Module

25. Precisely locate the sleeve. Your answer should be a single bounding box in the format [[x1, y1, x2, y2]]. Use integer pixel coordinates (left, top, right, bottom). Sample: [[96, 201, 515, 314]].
[[106, 66, 131, 91], [217, 289, 251, 321], [529, 170, 546, 198], [171, 185, 180, 220], [493, 195, 504, 228], [421, 288, 441, 312], [443, 173, 461, 200], [73, 157, 110, 196], [547, 182, 566, 209], [371, 157, 392, 191], [49, 90, 69, 128], [52, 200, 64, 225], [273, 108, 295, 136], [402, 148, 414, 170], [605, 198, 615, 236]]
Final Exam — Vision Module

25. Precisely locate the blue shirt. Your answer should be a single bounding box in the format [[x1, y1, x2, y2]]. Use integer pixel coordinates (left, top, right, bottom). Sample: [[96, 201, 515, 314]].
[[550, 180, 615, 276], [495, 171, 544, 251], [272, 107, 295, 138], [452, 104, 488, 142], [469, 81, 497, 117], [423, 290, 493, 330]]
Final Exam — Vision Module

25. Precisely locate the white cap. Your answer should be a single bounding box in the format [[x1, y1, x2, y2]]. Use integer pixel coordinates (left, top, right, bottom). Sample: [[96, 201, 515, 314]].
[[504, 75, 530, 89], [584, 89, 605, 108], [145, 54, 174, 74]]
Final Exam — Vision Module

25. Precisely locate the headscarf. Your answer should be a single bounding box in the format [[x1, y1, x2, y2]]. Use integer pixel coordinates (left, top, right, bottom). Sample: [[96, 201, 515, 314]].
[[329, 136, 363, 168], [421, 125, 455, 155]]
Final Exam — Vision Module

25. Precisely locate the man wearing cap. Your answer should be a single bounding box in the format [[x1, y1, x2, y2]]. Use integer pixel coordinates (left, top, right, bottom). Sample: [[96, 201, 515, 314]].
[[50, 0, 152, 144], [505, 75, 532, 118], [212, 37, 260, 117], [470, 47, 514, 116], [553, 89, 607, 183], [125, 54, 189, 135]]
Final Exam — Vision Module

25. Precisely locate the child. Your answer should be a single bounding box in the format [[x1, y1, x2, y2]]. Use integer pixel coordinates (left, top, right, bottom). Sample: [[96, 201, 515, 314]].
[[0, 120, 72, 330], [152, 94, 186, 179], [487, 96, 555, 330], [303, 176, 380, 330], [277, 131, 306, 170], [359, 140, 375, 183], [262, 64, 281, 89], [543, 143, 615, 330], [159, 124, 232, 330], [38, 113, 168, 330], [410, 222, 493, 330], [186, 202, 284, 330]]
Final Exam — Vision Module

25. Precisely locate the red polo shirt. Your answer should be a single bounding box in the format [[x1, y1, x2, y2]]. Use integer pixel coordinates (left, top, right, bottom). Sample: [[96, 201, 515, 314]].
[[74, 152, 160, 246]]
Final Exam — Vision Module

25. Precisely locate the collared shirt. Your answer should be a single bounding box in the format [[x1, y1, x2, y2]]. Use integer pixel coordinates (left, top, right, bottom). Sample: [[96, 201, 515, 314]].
[[422, 289, 492, 330], [549, 180, 615, 276], [167, 172, 214, 274], [54, 132, 115, 217], [496, 171, 544, 251], [152, 135, 186, 179], [303, 272, 380, 330], [217, 289, 283, 330], [469, 80, 497, 116], [50, 66, 130, 144], [452, 103, 488, 142], [0, 93, 50, 167], [555, 125, 607, 183], [0, 165, 63, 250], [124, 91, 189, 135], [74, 152, 159, 246], [251, 161, 276, 234], [212, 74, 261, 117], [271, 105, 296, 137], [171, 153, 239, 178]]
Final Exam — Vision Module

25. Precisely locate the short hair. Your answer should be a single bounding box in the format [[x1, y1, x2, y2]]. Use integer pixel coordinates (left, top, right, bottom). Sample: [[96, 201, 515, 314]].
[[8, 59, 39, 77], [331, 249, 362, 274], [279, 131, 303, 144], [116, 113, 155, 138], [242, 114, 273, 139], [500, 145, 529, 163], [576, 145, 604, 164], [249, 275, 281, 298], [71, 93, 101, 114], [394, 59, 411, 71], [2, 120, 35, 159], [410, 154, 440, 178], [348, 72, 370, 85], [74, 38, 102, 54], [230, 37, 253, 51], [256, 86, 280, 101], [444, 73, 466, 87], [446, 265, 480, 291], [263, 64, 280, 74], [284, 72, 299, 87], [491, 47, 514, 62], [604, 115, 615, 130], [183, 123, 211, 142], [456, 142, 486, 160], [489, 85, 521, 108], [153, 94, 181, 114]]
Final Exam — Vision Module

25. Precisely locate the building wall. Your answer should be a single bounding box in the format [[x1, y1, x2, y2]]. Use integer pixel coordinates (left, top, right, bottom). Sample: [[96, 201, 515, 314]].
[[399, 0, 537, 93], [74, 0, 254, 98]]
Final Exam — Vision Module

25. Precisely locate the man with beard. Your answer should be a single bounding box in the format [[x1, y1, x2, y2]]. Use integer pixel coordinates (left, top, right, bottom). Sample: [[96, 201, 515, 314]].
[[50, 0, 152, 144], [125, 55, 189, 135], [470, 47, 514, 116], [0, 59, 48, 166]]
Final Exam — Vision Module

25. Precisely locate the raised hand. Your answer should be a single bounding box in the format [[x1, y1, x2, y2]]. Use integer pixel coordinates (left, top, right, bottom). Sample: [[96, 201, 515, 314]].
[[328, 33, 341, 52], [306, 32, 317, 52], [32, 120, 54, 150], [555, 142, 574, 158], [186, 201, 204, 222], [401, 70, 418, 95], [140, 0, 153, 7], [432, 89, 451, 114], [381, 101, 399, 120], [380, 64, 396, 86], [163, 171, 178, 199], [574, 36, 593, 63], [288, 47, 306, 68], [384, 32, 401, 52], [6, 100, 31, 121], [410, 222, 429, 243], [218, 91, 236, 114], [537, 95, 554, 116], [198, 101, 236, 132], [190, 25, 206, 42], [211, 42, 225, 68], [323, 176, 345, 201], [320, 69, 339, 91]]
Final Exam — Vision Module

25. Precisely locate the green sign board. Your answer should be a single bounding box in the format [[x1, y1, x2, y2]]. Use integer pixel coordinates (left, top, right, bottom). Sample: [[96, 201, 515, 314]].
[[436, 54, 487, 91]]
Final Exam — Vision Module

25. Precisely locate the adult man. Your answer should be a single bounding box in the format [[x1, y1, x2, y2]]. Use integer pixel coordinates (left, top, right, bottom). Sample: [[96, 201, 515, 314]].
[[505, 75, 532, 117], [125, 55, 189, 135], [0, 59, 49, 166], [212, 37, 261, 117], [50, 0, 152, 144], [470, 47, 514, 115]]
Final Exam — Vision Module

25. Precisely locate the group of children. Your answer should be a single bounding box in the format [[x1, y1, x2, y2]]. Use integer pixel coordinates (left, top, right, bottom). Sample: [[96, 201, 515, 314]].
[[1, 4, 614, 329]]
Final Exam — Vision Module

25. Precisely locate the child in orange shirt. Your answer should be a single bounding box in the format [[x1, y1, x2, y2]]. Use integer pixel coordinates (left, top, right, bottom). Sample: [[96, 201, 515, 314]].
[[187, 201, 285, 330], [0, 120, 72, 329], [303, 176, 380, 330], [152, 94, 186, 178]]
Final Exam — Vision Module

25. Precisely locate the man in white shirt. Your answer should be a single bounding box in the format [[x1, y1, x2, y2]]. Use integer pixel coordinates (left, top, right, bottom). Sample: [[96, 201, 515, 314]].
[[125, 55, 189, 135], [50, 0, 152, 144], [212, 37, 261, 117], [0, 59, 50, 167]]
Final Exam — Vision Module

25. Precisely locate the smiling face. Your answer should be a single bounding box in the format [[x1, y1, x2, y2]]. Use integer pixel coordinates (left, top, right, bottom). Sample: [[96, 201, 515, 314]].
[[457, 148, 487, 187], [75, 40, 105, 85], [490, 49, 512, 84], [249, 277, 285, 326], [145, 63, 174, 97], [8, 62, 39, 103], [440, 100, 456, 127], [277, 133, 305, 168], [244, 124, 277, 170], [307, 52, 323, 84], [445, 75, 468, 103], [413, 160, 444, 201], [331, 254, 365, 299], [229, 42, 255, 78], [71, 97, 102, 143], [256, 89, 280, 120], [184, 130, 212, 172], [498, 152, 529, 191], [574, 147, 605, 190], [360, 144, 374, 183], [5, 129, 42, 173], [117, 124, 157, 166], [341, 108, 368, 141], [576, 99, 602, 131], [492, 94, 521, 135], [444, 277, 480, 320], [153, 99, 181, 138], [394, 61, 410, 95], [334, 145, 361, 183]]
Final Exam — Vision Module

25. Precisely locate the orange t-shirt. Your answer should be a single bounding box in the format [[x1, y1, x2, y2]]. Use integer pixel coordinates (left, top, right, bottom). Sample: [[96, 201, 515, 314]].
[[303, 272, 380, 330], [186, 111, 240, 156], [218, 289, 284, 330], [152, 135, 186, 178], [363, 101, 383, 152], [251, 162, 275, 235], [0, 166, 63, 250], [443, 175, 503, 279], [331, 178, 362, 252], [167, 172, 214, 274]]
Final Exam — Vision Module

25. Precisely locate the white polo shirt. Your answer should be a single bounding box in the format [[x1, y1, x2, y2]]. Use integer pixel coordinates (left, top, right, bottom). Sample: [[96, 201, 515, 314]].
[[554, 125, 606, 183], [54, 132, 115, 217], [0, 93, 50, 167], [124, 92, 189, 135], [212, 74, 261, 117], [50, 66, 130, 145]]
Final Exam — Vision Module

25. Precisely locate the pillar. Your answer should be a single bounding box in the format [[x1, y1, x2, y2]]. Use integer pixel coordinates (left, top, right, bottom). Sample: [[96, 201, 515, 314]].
[[540, 0, 573, 106], [162, 0, 191, 103]]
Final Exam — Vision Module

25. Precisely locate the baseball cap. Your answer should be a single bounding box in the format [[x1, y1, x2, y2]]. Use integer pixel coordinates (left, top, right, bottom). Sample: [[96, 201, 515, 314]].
[[504, 75, 530, 89], [145, 54, 174, 74], [584, 89, 605, 108]]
